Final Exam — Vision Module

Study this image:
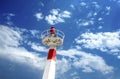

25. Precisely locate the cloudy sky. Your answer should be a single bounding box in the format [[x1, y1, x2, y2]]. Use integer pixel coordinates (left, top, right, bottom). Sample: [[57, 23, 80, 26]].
[[0, 0, 120, 79]]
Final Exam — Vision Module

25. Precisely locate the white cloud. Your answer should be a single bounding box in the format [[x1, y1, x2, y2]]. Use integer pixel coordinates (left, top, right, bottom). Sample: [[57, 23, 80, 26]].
[[35, 13, 44, 21], [82, 22, 89, 26], [29, 29, 41, 39], [117, 0, 120, 3], [0, 46, 45, 69], [106, 6, 111, 11], [45, 9, 71, 25], [70, 72, 79, 79], [28, 42, 48, 52], [45, 15, 60, 25], [0, 25, 22, 47], [76, 11, 97, 27], [98, 26, 103, 29], [30, 30, 39, 36], [105, 6, 111, 15], [92, 2, 100, 9], [70, 4, 75, 9], [80, 2, 87, 6], [76, 19, 94, 26], [50, 9, 59, 15], [57, 58, 71, 74], [61, 11, 71, 18], [75, 31, 120, 57], [0, 25, 45, 70], [117, 56, 120, 59], [6, 13, 15, 20], [57, 49, 113, 74], [40, 2, 44, 7], [98, 17, 103, 21], [4, 13, 15, 25], [93, 12, 97, 16], [73, 52, 113, 74]]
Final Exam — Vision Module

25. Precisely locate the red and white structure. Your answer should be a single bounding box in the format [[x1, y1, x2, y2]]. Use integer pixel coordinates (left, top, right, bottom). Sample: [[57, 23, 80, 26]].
[[41, 26, 65, 79]]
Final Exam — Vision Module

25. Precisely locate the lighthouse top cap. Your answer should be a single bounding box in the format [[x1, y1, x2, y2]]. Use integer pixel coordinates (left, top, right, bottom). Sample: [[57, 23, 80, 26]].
[[41, 26, 65, 47], [51, 26, 54, 28]]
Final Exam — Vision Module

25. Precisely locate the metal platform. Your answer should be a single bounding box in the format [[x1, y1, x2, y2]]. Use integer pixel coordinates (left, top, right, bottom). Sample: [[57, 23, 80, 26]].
[[41, 29, 65, 47]]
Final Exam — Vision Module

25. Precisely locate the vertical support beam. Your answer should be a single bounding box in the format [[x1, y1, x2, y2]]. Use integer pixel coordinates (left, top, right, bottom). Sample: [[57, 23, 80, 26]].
[[42, 48, 56, 79]]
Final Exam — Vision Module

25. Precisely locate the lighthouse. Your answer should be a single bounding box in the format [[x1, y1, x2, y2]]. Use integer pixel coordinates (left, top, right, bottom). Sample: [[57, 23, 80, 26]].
[[41, 26, 65, 79]]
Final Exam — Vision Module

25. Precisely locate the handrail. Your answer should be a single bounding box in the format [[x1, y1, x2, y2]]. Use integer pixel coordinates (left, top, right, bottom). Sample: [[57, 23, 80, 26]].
[[41, 29, 65, 40]]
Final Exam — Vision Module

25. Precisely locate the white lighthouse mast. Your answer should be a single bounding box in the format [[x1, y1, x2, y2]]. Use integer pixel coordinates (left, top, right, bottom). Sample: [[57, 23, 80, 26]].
[[41, 26, 65, 79]]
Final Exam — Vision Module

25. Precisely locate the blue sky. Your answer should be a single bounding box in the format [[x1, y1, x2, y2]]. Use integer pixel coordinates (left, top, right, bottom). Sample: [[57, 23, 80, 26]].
[[0, 0, 120, 79]]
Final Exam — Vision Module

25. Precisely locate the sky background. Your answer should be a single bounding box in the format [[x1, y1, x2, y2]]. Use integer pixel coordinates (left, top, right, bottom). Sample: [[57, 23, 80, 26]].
[[0, 0, 120, 79]]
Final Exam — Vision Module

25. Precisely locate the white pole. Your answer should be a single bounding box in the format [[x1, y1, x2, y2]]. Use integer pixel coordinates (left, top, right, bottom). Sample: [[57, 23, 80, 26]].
[[42, 48, 56, 79]]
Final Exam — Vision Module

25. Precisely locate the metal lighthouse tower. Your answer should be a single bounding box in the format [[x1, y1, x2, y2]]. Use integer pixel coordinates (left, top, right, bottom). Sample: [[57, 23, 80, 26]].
[[41, 26, 65, 79]]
